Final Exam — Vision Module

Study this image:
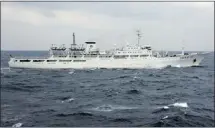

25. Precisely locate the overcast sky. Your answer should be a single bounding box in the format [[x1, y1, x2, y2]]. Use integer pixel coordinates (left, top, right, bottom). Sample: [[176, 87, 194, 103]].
[[1, 2, 214, 51]]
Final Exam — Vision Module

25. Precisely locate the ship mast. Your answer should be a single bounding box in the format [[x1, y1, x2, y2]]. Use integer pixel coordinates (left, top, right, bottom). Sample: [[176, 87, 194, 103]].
[[136, 30, 142, 46], [181, 47, 184, 55], [73, 32, 76, 45]]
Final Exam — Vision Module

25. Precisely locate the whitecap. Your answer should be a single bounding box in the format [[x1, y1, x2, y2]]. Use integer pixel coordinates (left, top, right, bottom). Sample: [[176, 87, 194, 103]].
[[171, 102, 188, 108], [133, 76, 139, 79], [163, 106, 169, 109], [90, 68, 97, 71], [12, 122, 22, 127], [68, 71, 74, 74], [67, 98, 74, 102], [143, 65, 168, 70], [158, 102, 188, 110], [93, 105, 113, 112], [92, 104, 137, 112], [61, 98, 74, 103], [157, 106, 169, 110], [68, 69, 75, 74], [162, 116, 168, 119], [114, 106, 137, 110], [175, 65, 181, 68]]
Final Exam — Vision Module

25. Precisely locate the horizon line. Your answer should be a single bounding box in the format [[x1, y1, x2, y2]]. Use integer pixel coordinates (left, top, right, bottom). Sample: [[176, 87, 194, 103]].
[[1, 49, 214, 52]]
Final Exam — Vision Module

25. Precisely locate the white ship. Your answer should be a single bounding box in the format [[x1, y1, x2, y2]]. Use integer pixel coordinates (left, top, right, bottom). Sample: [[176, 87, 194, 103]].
[[8, 31, 209, 69]]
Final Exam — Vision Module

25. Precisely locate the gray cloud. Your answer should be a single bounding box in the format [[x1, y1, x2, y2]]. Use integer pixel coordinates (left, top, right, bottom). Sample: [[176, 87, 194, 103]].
[[1, 2, 214, 51]]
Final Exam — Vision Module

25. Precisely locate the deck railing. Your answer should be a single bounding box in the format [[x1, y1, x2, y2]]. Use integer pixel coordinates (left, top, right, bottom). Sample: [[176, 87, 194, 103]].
[[14, 56, 49, 59]]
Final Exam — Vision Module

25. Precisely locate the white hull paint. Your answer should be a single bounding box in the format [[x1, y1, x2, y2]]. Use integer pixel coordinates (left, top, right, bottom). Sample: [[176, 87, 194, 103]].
[[8, 53, 206, 69]]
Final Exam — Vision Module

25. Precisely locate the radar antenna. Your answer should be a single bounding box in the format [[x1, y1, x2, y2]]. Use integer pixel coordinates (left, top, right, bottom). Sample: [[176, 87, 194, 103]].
[[136, 30, 142, 46]]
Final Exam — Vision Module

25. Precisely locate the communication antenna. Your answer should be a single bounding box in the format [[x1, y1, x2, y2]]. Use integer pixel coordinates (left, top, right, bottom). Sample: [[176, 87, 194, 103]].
[[181, 40, 185, 55], [114, 43, 117, 50], [73, 32, 76, 45], [182, 47, 184, 55], [124, 40, 129, 46], [136, 30, 142, 46]]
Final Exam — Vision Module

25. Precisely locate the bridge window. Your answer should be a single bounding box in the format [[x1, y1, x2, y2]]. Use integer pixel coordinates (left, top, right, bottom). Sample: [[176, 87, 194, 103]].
[[73, 60, 86, 62], [140, 55, 149, 57], [114, 55, 129, 59], [59, 60, 72, 62], [130, 55, 139, 57], [20, 59, 31, 62], [33, 60, 45, 62], [47, 60, 57, 62]]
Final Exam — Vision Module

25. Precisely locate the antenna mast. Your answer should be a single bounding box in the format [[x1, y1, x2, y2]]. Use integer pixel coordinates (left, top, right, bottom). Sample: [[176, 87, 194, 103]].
[[73, 32, 76, 45], [181, 40, 184, 55], [136, 30, 142, 46]]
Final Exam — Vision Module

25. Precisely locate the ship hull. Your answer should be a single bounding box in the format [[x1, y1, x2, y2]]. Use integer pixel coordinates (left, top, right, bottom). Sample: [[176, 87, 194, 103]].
[[8, 53, 207, 69]]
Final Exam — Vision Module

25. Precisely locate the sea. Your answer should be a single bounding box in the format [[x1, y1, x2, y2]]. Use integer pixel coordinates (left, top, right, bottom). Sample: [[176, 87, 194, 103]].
[[1, 51, 214, 127]]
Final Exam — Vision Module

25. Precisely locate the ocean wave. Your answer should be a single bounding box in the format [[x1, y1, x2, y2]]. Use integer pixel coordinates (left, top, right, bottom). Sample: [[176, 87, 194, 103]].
[[107, 75, 131, 80], [56, 112, 93, 117], [171, 102, 188, 108], [151, 114, 214, 127], [153, 102, 188, 114], [161, 102, 188, 109], [148, 73, 161, 77], [31, 108, 56, 115], [3, 85, 35, 92], [111, 118, 132, 123], [22, 85, 43, 89], [120, 80, 139, 85], [89, 68, 98, 70], [133, 76, 139, 79], [162, 116, 169, 119], [77, 68, 99, 73], [52, 75, 64, 78], [1, 67, 11, 70], [68, 70, 75, 74], [184, 113, 215, 126], [12, 123, 23, 127], [92, 104, 137, 112], [61, 97, 74, 103], [126, 89, 141, 94], [152, 106, 169, 114], [118, 75, 131, 79], [1, 67, 11, 74], [156, 85, 177, 90]]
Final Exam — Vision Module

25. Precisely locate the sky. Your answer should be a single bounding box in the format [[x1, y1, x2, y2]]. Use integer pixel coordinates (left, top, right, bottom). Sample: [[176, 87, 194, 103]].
[[1, 2, 214, 51]]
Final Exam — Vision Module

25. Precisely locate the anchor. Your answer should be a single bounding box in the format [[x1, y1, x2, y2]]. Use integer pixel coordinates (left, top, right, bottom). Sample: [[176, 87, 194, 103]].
[[193, 58, 197, 63]]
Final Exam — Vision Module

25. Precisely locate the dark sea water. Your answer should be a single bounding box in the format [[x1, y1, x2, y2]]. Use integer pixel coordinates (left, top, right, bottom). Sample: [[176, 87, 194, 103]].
[[1, 51, 214, 127]]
